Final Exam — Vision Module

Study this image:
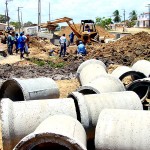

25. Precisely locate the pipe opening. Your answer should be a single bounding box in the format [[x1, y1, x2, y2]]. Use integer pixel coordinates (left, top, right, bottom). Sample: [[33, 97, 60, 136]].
[[128, 85, 148, 100], [78, 89, 97, 95], [119, 71, 146, 86], [32, 142, 69, 150], [0, 81, 24, 101]]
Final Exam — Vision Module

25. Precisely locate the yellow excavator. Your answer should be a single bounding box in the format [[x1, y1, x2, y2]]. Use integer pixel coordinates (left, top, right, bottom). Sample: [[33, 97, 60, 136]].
[[48, 17, 100, 45]]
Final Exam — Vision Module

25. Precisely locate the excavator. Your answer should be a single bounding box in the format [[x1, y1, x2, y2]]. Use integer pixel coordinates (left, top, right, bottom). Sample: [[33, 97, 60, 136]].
[[47, 17, 100, 45]]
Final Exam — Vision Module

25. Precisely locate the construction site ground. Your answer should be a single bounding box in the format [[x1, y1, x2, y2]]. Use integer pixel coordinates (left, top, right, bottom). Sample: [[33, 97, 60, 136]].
[[0, 26, 150, 149]]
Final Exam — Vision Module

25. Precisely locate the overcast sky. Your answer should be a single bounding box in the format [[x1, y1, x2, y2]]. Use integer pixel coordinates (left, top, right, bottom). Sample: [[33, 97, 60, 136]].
[[0, 0, 149, 24]]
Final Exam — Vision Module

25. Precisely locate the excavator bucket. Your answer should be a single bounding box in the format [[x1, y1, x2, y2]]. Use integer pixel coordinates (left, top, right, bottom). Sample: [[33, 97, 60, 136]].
[[47, 17, 73, 24]]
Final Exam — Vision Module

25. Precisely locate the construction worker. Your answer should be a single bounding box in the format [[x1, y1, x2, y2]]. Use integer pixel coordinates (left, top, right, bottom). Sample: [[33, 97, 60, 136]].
[[59, 34, 67, 57], [69, 32, 74, 45], [14, 33, 19, 54], [7, 31, 15, 55], [18, 32, 26, 59], [77, 41, 86, 56]]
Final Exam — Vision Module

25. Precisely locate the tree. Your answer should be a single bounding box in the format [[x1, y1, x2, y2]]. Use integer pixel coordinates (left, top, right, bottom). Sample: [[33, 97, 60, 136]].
[[113, 10, 121, 23], [96, 17, 112, 29], [129, 10, 137, 21], [24, 21, 33, 27], [0, 14, 10, 23], [10, 21, 20, 29]]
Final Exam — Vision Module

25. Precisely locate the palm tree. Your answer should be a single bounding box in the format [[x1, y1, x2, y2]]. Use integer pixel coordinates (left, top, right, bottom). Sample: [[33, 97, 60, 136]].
[[113, 10, 121, 23], [129, 10, 137, 21]]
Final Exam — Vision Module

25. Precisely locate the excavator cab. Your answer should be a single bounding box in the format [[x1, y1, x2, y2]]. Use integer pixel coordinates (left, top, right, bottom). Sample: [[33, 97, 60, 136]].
[[79, 20, 99, 44]]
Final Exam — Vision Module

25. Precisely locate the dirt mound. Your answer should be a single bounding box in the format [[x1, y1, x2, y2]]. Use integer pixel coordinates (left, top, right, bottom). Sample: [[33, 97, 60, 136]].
[[86, 31, 150, 66], [59, 24, 114, 40]]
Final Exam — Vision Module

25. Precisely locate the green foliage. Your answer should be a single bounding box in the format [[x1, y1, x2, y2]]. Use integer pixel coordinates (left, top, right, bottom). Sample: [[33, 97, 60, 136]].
[[0, 14, 10, 23], [24, 21, 33, 27], [126, 20, 136, 27], [29, 57, 65, 68], [129, 10, 137, 21], [10, 21, 20, 29], [113, 10, 121, 22], [96, 17, 112, 29]]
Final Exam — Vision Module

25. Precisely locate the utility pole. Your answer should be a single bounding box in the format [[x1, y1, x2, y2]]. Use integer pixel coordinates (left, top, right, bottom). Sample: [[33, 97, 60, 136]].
[[123, 9, 126, 23], [49, 2, 50, 21], [20, 11, 23, 31], [17, 7, 23, 33], [5, 0, 13, 27], [146, 4, 150, 28], [38, 0, 41, 32]]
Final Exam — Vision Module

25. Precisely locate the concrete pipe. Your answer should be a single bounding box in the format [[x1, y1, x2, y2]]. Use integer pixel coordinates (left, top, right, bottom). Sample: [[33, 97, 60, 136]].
[[1, 98, 77, 150], [14, 115, 87, 150], [95, 109, 150, 150], [68, 91, 142, 140], [132, 60, 150, 77], [111, 66, 146, 83], [0, 77, 60, 101], [77, 75, 125, 95], [76, 59, 107, 85], [126, 78, 150, 102]]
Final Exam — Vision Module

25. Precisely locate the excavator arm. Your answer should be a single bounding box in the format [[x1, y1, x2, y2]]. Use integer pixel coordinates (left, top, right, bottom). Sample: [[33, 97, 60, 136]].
[[47, 17, 81, 38]]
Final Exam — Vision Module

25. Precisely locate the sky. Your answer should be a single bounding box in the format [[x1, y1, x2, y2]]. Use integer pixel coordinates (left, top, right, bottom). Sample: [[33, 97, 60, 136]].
[[0, 0, 150, 25]]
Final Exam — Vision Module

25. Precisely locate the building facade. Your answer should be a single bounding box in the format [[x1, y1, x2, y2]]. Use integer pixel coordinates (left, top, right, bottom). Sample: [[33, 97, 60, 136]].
[[137, 12, 150, 27]]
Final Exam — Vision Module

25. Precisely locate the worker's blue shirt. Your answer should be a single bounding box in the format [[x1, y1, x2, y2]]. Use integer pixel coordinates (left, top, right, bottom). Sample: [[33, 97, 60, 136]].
[[77, 43, 86, 55], [18, 36, 25, 49]]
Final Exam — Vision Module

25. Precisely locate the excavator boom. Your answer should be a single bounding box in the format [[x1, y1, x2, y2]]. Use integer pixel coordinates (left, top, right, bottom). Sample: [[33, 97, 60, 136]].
[[48, 17, 81, 38]]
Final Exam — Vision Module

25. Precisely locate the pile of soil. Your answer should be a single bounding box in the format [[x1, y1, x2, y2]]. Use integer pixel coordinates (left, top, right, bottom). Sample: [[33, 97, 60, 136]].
[[59, 24, 115, 40], [86, 31, 150, 66], [0, 60, 82, 80]]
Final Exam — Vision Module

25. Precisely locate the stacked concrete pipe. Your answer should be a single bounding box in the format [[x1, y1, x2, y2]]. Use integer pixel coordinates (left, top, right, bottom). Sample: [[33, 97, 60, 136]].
[[77, 75, 126, 95], [126, 78, 150, 102], [68, 91, 143, 140], [76, 59, 107, 85], [0, 98, 77, 150], [111, 66, 146, 83], [0, 77, 60, 101], [14, 115, 87, 150], [132, 59, 150, 77], [95, 109, 150, 150]]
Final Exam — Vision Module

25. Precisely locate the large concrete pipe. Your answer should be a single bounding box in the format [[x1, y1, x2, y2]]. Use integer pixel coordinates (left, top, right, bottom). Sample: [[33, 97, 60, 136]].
[[0, 77, 60, 101], [77, 75, 126, 95], [1, 98, 77, 150], [132, 60, 150, 77], [111, 66, 146, 83], [68, 91, 142, 140], [126, 78, 150, 102], [14, 115, 87, 150], [95, 109, 150, 150], [76, 59, 107, 85]]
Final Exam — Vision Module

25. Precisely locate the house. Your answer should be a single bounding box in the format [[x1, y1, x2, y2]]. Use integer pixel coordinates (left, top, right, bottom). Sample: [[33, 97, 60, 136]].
[[136, 12, 150, 27], [0, 23, 7, 31]]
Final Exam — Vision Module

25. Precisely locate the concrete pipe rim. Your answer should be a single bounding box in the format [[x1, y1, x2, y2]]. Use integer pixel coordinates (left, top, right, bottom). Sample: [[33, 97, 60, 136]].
[[68, 92, 90, 129], [119, 71, 146, 84], [0, 79, 25, 101], [77, 86, 99, 95], [126, 79, 150, 102], [76, 59, 106, 78], [14, 132, 86, 150]]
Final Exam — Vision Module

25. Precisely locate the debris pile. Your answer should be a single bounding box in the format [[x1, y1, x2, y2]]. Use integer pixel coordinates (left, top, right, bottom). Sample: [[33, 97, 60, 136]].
[[86, 31, 150, 66]]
